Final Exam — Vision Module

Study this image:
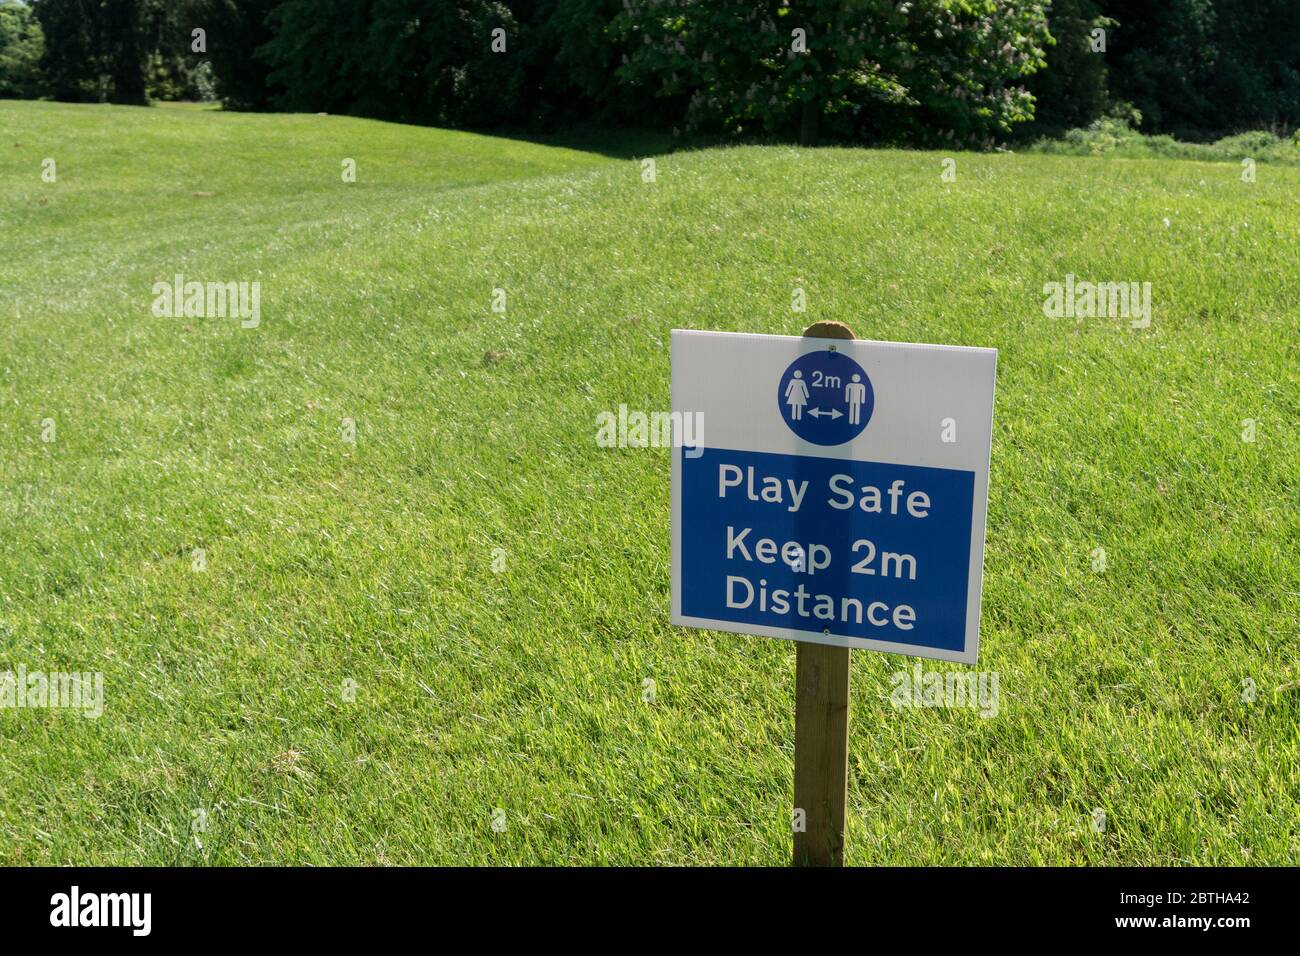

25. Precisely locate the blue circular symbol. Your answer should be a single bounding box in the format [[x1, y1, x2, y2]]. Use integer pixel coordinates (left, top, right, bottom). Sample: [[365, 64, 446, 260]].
[[778, 349, 873, 445]]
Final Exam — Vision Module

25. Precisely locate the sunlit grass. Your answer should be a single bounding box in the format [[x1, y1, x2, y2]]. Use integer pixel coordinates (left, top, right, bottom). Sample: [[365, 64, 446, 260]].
[[0, 100, 1296, 865]]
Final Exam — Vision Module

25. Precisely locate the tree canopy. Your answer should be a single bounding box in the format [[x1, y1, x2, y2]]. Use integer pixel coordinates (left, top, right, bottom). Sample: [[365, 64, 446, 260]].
[[5, 0, 1297, 144]]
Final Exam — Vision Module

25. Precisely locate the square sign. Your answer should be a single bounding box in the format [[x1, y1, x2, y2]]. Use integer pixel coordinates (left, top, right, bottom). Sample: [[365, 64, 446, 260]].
[[670, 330, 997, 664]]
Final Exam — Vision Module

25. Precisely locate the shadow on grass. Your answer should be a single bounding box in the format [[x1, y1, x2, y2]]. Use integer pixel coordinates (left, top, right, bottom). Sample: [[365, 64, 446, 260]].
[[155, 102, 776, 160], [490, 125, 713, 160]]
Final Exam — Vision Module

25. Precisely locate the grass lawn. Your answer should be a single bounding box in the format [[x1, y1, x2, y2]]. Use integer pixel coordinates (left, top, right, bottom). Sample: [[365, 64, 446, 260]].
[[0, 99, 1296, 865]]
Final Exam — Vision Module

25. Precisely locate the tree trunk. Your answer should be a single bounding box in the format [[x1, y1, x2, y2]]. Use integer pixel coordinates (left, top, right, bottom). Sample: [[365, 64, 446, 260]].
[[107, 0, 148, 105], [799, 100, 820, 146]]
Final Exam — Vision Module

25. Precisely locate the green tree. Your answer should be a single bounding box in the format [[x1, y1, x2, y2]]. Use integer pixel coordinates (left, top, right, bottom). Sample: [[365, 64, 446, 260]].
[[261, 0, 528, 128], [528, 0, 661, 127], [195, 0, 278, 110], [32, 0, 99, 101], [143, 0, 206, 101], [33, 0, 151, 104], [1098, 0, 1300, 136], [0, 0, 47, 99], [1022, 0, 1112, 135], [614, 0, 1051, 146]]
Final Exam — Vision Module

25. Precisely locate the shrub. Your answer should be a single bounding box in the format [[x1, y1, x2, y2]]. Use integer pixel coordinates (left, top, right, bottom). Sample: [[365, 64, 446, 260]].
[[1027, 115, 1300, 165], [613, 0, 1051, 146]]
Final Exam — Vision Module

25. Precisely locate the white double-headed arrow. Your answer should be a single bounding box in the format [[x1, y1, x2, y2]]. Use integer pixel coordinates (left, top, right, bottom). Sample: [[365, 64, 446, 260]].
[[806, 407, 843, 420]]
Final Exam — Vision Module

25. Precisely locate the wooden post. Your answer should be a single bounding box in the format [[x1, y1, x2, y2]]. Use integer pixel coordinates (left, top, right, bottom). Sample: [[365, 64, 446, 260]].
[[792, 320, 855, 867]]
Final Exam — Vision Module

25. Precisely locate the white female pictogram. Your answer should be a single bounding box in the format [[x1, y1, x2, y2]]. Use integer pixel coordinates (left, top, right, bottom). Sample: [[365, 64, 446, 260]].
[[785, 370, 810, 420]]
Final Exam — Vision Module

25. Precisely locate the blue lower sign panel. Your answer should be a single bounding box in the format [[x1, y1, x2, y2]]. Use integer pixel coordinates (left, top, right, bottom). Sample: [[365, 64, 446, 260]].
[[680, 447, 974, 653]]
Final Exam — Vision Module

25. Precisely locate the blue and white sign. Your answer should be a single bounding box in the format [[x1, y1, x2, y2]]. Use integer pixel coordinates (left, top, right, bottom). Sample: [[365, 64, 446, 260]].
[[777, 349, 873, 445], [670, 330, 997, 664]]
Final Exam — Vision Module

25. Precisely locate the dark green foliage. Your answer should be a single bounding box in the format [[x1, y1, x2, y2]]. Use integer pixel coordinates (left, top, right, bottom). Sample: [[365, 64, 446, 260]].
[[193, 0, 277, 110], [32, 0, 100, 101], [0, 1, 46, 99], [1022, 0, 1111, 136], [1098, 0, 1300, 137], [254, 0, 1054, 143], [143, 0, 205, 102], [260, 0, 526, 127], [612, 0, 1052, 146], [525, 0, 662, 127], [33, 0, 157, 104], [17, 0, 1300, 144]]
